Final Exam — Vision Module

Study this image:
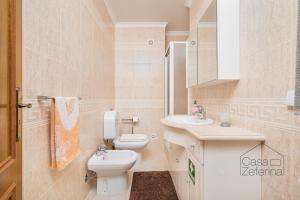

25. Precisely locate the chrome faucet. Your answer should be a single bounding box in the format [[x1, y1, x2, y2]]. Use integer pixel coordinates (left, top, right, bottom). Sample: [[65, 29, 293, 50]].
[[198, 105, 206, 120], [96, 144, 107, 156]]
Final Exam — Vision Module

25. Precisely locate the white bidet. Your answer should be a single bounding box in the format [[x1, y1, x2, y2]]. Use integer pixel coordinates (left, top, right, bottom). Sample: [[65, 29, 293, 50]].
[[88, 150, 137, 196]]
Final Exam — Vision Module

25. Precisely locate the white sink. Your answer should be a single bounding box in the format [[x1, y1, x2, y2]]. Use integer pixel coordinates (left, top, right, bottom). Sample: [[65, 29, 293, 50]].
[[166, 115, 213, 126]]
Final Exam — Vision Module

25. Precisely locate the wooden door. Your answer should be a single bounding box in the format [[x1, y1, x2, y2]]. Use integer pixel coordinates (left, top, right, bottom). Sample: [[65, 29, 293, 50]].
[[0, 0, 22, 199]]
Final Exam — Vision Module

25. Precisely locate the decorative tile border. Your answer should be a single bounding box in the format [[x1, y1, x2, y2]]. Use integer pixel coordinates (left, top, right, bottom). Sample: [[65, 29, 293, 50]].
[[22, 98, 114, 128], [115, 99, 164, 109], [196, 98, 300, 134], [23, 97, 300, 133]]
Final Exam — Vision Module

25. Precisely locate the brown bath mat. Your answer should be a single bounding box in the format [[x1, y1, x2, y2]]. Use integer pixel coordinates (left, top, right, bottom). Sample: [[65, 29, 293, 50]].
[[129, 171, 179, 200]]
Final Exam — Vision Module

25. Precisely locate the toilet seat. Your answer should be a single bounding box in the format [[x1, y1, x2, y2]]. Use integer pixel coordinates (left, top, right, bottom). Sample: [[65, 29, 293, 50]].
[[119, 134, 148, 142], [113, 134, 150, 150]]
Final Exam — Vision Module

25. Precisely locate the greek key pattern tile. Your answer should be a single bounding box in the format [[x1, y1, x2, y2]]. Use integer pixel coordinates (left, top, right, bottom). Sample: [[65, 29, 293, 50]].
[[115, 99, 164, 109], [22, 98, 114, 128], [196, 98, 300, 133]]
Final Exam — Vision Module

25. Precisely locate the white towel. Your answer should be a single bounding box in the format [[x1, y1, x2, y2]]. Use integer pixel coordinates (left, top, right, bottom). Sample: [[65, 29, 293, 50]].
[[50, 97, 80, 170]]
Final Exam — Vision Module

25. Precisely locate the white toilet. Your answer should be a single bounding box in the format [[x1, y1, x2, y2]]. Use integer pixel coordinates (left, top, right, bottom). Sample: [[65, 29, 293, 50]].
[[104, 111, 150, 159], [114, 133, 150, 150], [88, 150, 137, 196]]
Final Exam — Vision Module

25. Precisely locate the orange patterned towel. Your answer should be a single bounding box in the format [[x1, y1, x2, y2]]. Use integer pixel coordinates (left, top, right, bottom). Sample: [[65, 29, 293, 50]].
[[50, 97, 80, 170]]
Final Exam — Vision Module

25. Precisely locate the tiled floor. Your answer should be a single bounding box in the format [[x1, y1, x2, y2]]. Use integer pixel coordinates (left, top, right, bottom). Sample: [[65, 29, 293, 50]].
[[86, 188, 130, 200]]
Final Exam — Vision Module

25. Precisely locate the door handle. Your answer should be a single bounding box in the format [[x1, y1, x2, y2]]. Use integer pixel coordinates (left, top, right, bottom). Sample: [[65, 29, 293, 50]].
[[16, 88, 32, 142], [18, 103, 32, 108]]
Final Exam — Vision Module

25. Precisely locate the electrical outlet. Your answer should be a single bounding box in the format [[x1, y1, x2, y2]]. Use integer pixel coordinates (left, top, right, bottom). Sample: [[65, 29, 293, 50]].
[[286, 90, 295, 106], [150, 133, 158, 140], [148, 39, 154, 45]]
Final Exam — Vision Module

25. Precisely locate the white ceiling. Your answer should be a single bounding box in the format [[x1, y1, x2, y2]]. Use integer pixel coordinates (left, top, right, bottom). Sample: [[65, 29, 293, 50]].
[[104, 0, 190, 31]]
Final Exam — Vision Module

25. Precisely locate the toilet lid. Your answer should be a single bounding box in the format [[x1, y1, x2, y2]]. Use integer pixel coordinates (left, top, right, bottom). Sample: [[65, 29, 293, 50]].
[[119, 134, 148, 142]]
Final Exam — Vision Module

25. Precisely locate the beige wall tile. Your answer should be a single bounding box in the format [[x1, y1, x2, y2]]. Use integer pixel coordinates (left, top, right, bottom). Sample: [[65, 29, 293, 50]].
[[115, 27, 168, 172], [22, 0, 115, 199]]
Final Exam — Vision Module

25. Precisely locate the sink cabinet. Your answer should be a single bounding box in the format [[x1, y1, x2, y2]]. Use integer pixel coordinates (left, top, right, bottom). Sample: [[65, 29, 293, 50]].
[[164, 142, 189, 200], [164, 135, 203, 200], [163, 127, 262, 200]]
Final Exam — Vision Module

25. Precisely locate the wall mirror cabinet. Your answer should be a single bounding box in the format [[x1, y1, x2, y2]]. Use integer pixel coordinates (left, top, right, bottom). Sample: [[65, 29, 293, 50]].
[[186, 0, 240, 88]]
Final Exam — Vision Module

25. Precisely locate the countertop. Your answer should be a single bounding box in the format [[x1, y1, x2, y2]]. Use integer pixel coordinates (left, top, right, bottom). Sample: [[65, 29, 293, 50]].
[[160, 118, 265, 141]]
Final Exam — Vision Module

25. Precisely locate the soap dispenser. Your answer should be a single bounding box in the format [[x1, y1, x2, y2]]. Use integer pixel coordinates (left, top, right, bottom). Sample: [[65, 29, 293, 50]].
[[191, 100, 206, 120], [191, 100, 198, 116]]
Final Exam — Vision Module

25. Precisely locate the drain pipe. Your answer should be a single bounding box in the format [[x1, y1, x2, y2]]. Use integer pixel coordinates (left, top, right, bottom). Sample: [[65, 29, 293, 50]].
[[85, 170, 97, 183]]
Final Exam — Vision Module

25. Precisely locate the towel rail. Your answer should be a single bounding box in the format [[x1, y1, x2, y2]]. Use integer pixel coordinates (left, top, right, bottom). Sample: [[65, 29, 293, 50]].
[[37, 96, 82, 101]]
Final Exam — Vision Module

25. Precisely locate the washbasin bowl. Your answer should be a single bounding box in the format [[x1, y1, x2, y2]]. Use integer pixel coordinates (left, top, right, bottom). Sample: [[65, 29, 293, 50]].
[[166, 115, 213, 126]]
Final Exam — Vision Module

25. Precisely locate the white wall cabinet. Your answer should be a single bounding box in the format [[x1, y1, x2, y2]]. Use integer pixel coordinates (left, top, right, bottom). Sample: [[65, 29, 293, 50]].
[[187, 0, 240, 88]]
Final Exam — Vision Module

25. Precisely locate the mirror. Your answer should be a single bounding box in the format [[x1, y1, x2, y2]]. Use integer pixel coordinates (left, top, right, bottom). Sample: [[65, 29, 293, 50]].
[[197, 0, 217, 85], [186, 28, 198, 87]]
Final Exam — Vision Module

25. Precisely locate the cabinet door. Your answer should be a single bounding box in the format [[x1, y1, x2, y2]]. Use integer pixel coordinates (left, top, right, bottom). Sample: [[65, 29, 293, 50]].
[[188, 152, 202, 200], [167, 143, 189, 200], [176, 165, 189, 200]]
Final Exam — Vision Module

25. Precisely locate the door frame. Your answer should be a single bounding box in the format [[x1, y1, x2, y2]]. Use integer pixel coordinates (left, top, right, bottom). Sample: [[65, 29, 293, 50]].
[[0, 0, 22, 199]]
